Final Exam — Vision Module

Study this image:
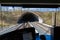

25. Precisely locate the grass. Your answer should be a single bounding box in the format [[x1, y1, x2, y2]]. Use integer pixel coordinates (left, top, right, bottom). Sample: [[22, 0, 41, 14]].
[[0, 11, 60, 27]]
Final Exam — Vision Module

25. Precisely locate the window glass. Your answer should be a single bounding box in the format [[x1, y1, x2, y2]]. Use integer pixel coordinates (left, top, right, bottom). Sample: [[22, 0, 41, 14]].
[[0, 5, 58, 40], [56, 7, 60, 26]]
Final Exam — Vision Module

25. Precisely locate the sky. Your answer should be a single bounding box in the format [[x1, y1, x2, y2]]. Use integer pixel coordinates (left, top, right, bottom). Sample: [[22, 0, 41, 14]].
[[22, 8, 58, 12], [1, 6, 60, 12]]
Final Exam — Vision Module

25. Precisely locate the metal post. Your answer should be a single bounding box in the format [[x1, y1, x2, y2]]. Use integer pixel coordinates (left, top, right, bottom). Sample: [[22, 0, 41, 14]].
[[51, 8, 57, 40], [52, 8, 57, 27], [0, 4, 2, 30], [54, 12, 56, 27]]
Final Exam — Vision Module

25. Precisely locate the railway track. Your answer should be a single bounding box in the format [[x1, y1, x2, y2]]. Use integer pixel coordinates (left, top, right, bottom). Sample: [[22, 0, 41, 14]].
[[29, 22, 52, 35], [0, 23, 23, 35], [0, 22, 33, 35], [0, 22, 53, 35]]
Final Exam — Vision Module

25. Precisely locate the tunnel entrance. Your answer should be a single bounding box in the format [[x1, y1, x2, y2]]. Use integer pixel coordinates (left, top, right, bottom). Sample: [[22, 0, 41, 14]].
[[17, 12, 39, 24]]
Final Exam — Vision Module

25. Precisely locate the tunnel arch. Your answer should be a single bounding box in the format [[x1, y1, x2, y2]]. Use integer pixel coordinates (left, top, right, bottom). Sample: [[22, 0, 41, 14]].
[[17, 12, 39, 24]]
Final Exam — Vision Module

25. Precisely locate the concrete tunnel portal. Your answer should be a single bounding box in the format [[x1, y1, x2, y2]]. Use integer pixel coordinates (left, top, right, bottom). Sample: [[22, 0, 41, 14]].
[[17, 12, 39, 24]]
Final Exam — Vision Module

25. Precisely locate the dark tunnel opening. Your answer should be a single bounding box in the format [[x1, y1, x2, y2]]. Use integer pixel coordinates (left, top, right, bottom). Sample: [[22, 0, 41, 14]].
[[17, 12, 39, 24]]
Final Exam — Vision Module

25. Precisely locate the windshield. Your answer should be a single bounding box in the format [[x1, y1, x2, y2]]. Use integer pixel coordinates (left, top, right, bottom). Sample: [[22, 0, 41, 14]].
[[0, 6, 59, 27], [0, 5, 60, 40]]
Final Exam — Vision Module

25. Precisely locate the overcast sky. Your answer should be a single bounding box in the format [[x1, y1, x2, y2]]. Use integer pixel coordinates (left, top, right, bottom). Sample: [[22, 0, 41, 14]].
[[1, 6, 60, 12]]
